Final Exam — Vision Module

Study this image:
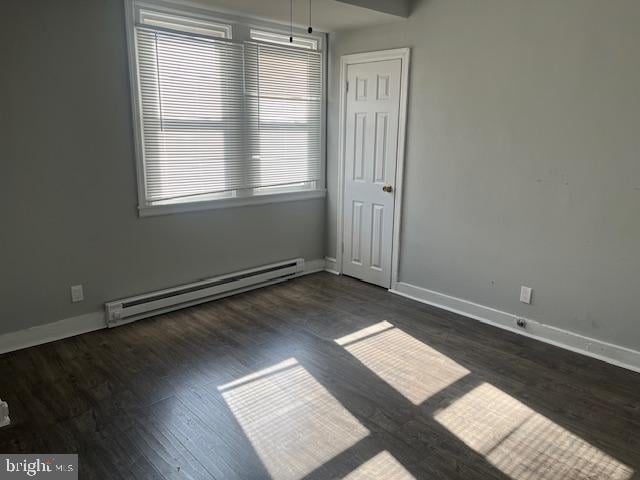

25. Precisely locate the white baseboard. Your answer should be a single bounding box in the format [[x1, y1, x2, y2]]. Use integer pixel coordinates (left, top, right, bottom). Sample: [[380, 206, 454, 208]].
[[324, 257, 340, 275], [391, 282, 640, 374], [0, 258, 326, 355], [0, 311, 105, 355]]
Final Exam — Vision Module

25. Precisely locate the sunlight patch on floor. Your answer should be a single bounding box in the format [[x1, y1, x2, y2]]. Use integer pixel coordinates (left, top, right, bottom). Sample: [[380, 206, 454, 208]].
[[335, 321, 470, 405], [434, 382, 633, 480], [218, 358, 369, 480], [343, 451, 416, 480]]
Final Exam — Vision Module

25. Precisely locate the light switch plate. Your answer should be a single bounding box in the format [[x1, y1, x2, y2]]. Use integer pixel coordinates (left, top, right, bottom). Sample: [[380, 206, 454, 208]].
[[520, 286, 532, 304], [71, 285, 84, 303]]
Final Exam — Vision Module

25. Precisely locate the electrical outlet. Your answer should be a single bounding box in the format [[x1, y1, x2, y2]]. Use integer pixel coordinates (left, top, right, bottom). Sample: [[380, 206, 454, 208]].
[[70, 285, 84, 303], [520, 286, 532, 304]]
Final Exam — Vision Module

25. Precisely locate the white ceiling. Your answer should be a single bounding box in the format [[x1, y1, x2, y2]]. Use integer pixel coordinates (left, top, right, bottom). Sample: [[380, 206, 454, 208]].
[[184, 0, 404, 32]]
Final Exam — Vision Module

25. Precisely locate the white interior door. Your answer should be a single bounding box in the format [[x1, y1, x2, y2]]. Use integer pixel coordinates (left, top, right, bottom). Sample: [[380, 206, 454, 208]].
[[342, 59, 402, 288]]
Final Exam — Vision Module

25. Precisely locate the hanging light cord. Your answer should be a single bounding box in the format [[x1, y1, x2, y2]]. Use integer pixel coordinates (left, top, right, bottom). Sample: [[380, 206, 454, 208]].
[[290, 0, 293, 42], [308, 0, 313, 33]]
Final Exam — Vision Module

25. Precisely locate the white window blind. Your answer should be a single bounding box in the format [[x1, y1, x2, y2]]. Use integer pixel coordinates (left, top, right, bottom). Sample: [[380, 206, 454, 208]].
[[136, 28, 246, 202], [133, 18, 323, 207], [244, 42, 323, 190]]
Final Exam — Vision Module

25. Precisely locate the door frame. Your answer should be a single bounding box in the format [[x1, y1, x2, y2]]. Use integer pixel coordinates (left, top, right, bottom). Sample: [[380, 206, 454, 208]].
[[336, 48, 410, 289]]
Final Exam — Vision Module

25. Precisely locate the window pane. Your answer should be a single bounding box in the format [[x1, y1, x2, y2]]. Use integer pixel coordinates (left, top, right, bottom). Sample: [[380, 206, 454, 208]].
[[244, 42, 322, 190], [139, 10, 232, 39], [249, 29, 318, 50], [136, 29, 245, 201]]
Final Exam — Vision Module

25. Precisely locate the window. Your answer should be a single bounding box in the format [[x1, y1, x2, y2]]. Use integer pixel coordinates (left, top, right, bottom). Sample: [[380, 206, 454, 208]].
[[244, 42, 322, 191], [139, 9, 232, 39], [125, 2, 325, 215], [249, 29, 318, 50]]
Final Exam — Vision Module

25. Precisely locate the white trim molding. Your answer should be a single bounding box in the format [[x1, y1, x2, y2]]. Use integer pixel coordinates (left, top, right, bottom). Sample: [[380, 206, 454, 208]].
[[324, 257, 339, 275], [391, 282, 640, 374], [336, 48, 411, 287], [139, 189, 326, 217], [0, 312, 105, 355]]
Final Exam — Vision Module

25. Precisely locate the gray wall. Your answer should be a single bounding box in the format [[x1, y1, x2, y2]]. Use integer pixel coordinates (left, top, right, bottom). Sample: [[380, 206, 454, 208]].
[[0, 0, 325, 335], [328, 0, 640, 350]]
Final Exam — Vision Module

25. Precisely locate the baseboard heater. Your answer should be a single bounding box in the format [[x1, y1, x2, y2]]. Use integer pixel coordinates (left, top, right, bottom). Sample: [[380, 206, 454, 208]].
[[105, 258, 304, 328]]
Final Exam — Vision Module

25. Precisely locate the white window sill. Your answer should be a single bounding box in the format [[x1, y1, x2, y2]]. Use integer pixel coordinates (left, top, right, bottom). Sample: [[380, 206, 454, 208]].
[[138, 188, 326, 217]]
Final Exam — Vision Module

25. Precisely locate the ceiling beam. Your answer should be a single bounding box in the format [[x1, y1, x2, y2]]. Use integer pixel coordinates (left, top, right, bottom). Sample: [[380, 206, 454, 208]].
[[334, 0, 410, 18]]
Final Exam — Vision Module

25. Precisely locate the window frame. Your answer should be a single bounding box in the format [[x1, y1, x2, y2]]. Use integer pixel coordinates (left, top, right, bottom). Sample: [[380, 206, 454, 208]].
[[124, 0, 327, 217]]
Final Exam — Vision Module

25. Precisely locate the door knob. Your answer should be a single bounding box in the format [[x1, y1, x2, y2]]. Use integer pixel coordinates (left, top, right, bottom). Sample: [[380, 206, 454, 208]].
[[382, 185, 393, 193]]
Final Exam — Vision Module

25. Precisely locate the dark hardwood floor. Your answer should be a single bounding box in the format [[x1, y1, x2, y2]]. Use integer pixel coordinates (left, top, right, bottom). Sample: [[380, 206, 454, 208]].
[[1, 272, 639, 479]]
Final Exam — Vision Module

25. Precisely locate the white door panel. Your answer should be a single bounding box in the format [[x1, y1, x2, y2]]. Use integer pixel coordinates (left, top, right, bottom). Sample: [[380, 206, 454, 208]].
[[342, 59, 402, 288]]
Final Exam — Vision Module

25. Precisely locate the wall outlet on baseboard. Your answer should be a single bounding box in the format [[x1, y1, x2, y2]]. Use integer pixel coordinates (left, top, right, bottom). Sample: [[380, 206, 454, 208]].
[[70, 285, 84, 303], [520, 286, 532, 304]]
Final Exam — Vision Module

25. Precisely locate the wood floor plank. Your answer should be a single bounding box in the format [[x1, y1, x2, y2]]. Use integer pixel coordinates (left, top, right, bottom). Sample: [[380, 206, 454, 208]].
[[1, 272, 639, 479]]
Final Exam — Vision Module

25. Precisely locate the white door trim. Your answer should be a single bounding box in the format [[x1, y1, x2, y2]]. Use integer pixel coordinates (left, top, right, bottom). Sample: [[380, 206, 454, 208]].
[[336, 48, 410, 289]]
